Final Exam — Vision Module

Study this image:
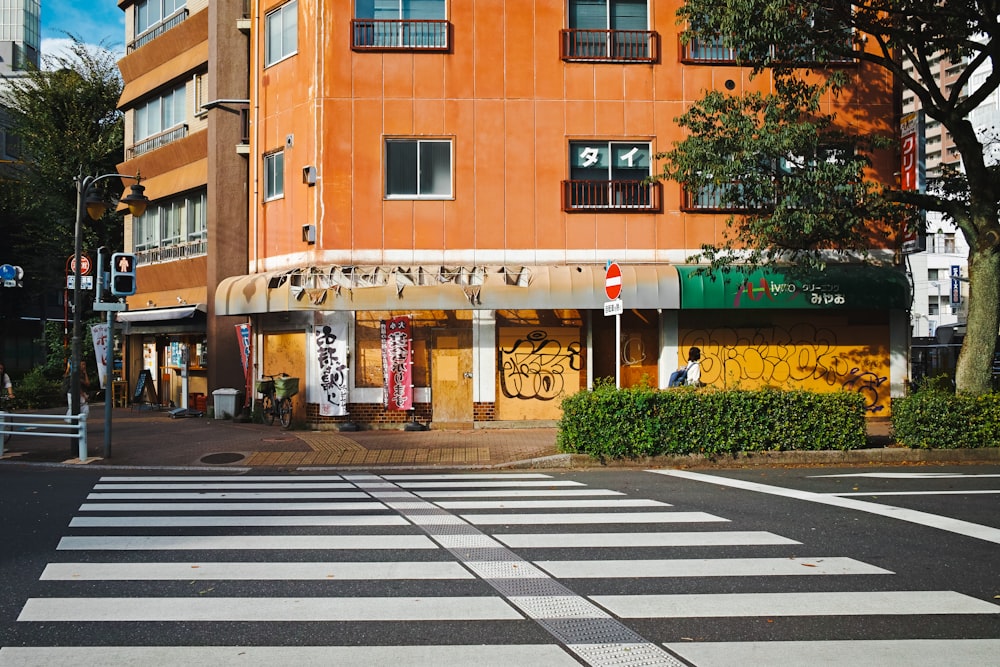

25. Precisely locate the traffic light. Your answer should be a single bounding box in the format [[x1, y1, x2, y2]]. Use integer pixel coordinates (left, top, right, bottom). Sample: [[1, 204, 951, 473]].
[[110, 253, 137, 296]]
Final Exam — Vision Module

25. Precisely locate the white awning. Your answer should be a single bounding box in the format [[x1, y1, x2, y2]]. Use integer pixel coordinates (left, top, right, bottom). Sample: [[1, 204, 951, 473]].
[[215, 265, 680, 315], [117, 304, 205, 323]]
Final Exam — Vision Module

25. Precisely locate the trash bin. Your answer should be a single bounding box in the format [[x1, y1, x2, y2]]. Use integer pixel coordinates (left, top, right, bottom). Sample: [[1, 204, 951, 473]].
[[212, 388, 239, 419]]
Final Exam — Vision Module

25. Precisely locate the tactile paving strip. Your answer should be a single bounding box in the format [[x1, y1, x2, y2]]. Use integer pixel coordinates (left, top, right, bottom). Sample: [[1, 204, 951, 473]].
[[352, 477, 690, 667]]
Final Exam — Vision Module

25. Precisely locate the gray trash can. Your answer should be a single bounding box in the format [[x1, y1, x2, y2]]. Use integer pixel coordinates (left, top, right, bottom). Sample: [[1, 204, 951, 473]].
[[212, 388, 239, 419]]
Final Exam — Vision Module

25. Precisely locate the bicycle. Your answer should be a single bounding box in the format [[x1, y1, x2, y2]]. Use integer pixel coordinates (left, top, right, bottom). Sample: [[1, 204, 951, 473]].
[[256, 373, 298, 429]]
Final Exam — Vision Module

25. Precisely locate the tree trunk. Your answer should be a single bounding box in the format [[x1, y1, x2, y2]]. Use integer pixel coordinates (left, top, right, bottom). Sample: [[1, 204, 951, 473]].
[[955, 244, 1000, 394]]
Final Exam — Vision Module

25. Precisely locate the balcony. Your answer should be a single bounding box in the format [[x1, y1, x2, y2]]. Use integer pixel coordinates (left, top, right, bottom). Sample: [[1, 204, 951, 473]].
[[128, 9, 189, 53], [562, 180, 662, 213], [127, 125, 189, 160], [679, 36, 739, 64], [136, 239, 207, 266], [561, 29, 659, 63], [351, 19, 451, 52]]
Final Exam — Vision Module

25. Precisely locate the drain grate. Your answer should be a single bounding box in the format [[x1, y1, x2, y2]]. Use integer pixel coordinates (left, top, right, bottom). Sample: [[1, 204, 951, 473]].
[[199, 452, 246, 464]]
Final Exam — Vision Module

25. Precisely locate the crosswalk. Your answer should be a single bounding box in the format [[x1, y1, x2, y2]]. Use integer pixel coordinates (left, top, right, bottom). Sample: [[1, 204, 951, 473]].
[[3, 471, 999, 666]]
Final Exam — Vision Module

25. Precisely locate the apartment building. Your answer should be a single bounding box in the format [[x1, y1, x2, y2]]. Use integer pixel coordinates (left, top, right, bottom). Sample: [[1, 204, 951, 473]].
[[215, 0, 909, 425], [115, 0, 248, 410]]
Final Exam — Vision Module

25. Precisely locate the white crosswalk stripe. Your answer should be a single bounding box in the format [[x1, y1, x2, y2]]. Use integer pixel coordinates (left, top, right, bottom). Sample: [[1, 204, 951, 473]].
[[11, 471, 1000, 667]]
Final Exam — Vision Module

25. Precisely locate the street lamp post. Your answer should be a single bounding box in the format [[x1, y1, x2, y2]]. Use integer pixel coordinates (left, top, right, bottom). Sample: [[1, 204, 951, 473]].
[[70, 172, 148, 457]]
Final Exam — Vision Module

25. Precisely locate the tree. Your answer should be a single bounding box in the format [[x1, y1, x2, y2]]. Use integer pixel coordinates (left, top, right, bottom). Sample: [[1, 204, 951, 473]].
[[658, 1, 999, 395], [0, 36, 125, 308]]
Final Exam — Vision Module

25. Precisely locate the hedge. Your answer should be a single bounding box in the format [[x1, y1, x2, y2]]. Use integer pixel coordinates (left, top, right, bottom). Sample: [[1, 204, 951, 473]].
[[891, 390, 1000, 449], [557, 383, 867, 459]]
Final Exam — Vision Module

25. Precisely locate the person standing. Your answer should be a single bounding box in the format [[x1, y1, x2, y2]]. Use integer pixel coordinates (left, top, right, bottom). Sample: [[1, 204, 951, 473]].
[[0, 361, 13, 400]]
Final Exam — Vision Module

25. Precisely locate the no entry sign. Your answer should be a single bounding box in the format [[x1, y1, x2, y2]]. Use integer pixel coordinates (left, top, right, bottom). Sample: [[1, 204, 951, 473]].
[[605, 262, 622, 300]]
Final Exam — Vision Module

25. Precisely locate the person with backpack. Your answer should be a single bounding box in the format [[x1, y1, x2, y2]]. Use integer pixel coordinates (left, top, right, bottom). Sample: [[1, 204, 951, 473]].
[[668, 346, 702, 387]]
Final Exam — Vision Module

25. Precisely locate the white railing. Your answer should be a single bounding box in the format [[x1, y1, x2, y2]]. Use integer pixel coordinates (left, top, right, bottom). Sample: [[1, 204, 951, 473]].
[[1, 412, 87, 461]]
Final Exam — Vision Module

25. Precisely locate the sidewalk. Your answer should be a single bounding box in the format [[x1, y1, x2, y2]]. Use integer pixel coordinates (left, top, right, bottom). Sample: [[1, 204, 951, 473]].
[[2, 405, 997, 469]]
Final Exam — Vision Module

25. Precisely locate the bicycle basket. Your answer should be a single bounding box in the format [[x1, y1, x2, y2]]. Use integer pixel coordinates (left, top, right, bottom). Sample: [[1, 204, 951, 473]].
[[274, 376, 299, 399], [255, 379, 274, 395]]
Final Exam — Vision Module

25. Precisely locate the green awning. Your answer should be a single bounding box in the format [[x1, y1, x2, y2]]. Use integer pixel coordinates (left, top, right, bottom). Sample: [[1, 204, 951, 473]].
[[677, 265, 910, 310]]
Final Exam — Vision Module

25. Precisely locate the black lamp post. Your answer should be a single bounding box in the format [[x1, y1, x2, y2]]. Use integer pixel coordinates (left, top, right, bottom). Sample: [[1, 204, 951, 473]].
[[70, 173, 148, 455]]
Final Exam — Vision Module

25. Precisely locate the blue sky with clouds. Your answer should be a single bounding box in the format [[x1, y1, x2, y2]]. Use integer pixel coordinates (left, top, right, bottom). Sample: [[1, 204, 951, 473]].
[[41, 0, 126, 57]]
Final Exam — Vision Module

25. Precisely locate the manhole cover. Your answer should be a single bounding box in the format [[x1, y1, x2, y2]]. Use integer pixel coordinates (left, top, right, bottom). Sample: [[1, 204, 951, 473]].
[[262, 436, 297, 443], [200, 452, 245, 464]]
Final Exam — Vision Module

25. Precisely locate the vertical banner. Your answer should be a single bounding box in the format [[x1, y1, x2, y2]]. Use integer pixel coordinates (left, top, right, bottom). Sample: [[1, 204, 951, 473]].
[[315, 314, 349, 416], [381, 316, 413, 411], [91, 323, 109, 389], [235, 322, 252, 406]]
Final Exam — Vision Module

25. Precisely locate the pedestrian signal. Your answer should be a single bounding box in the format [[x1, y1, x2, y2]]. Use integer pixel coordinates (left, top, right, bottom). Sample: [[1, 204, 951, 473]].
[[110, 253, 137, 296]]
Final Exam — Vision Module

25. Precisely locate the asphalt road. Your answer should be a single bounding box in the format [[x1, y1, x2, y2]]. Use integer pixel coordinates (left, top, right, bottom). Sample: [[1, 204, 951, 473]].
[[0, 464, 997, 666]]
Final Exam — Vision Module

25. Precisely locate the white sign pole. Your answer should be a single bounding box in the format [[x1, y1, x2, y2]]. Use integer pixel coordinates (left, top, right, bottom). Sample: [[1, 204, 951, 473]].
[[615, 309, 621, 388]]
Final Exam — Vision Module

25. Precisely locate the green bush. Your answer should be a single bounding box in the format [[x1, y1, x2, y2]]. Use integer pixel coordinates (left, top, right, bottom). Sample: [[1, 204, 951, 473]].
[[11, 366, 64, 409], [557, 383, 866, 459], [892, 389, 1000, 449]]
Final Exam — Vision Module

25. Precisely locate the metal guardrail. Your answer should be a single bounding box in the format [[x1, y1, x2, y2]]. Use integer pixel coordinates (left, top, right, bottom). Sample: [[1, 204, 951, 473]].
[[0, 412, 88, 461]]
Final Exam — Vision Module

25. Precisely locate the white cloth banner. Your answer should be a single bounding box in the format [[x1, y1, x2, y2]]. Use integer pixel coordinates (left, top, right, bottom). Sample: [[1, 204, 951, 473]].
[[315, 314, 349, 416], [91, 323, 109, 389]]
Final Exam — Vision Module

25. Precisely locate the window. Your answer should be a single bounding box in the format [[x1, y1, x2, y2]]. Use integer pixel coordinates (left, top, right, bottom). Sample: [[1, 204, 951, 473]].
[[266, 1, 298, 66], [133, 190, 207, 260], [385, 139, 452, 198], [927, 269, 940, 281], [353, 0, 449, 50], [135, 0, 185, 36], [564, 140, 659, 210], [564, 0, 653, 61], [134, 84, 186, 143], [264, 150, 285, 201], [943, 233, 956, 254]]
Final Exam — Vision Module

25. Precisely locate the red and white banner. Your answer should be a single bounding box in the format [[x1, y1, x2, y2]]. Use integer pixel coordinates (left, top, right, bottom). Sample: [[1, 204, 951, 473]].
[[235, 322, 252, 407], [91, 323, 109, 389], [381, 316, 413, 411], [315, 314, 349, 416]]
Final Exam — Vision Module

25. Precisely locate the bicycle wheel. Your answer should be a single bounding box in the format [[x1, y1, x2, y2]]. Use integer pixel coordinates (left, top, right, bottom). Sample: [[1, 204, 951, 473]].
[[261, 394, 275, 425], [278, 397, 292, 429]]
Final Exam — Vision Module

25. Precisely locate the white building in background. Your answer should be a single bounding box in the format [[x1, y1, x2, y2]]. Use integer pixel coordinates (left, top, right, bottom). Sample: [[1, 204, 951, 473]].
[[0, 0, 39, 170], [902, 40, 999, 340]]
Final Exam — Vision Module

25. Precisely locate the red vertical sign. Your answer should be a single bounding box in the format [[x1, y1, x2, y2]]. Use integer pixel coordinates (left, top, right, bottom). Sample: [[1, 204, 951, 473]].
[[381, 316, 413, 411]]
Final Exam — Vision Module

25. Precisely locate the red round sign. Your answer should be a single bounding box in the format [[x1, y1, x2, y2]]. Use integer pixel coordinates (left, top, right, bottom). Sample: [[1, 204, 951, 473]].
[[605, 262, 622, 300], [69, 255, 92, 275]]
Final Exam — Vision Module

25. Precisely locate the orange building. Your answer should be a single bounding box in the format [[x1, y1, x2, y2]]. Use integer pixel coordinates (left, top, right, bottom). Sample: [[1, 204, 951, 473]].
[[116, 0, 249, 411], [216, 1, 909, 427]]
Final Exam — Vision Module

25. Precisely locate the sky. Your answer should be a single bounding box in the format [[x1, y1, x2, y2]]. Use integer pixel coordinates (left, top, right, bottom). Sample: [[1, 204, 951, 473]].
[[40, 0, 127, 61]]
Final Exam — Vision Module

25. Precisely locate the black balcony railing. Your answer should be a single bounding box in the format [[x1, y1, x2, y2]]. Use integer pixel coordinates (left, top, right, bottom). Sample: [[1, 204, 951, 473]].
[[128, 9, 189, 53], [127, 124, 188, 160], [561, 29, 659, 63], [351, 19, 451, 51], [562, 180, 662, 213]]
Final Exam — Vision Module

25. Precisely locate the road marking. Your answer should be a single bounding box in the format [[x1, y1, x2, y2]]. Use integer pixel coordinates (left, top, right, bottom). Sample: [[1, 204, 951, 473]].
[[78, 501, 387, 512], [593, 591, 1000, 618], [415, 489, 625, 497], [383, 473, 555, 480], [812, 472, 1000, 479], [87, 492, 371, 500], [832, 490, 1000, 496], [68, 515, 408, 527], [0, 645, 583, 666], [666, 639, 1000, 667], [93, 482, 358, 490], [435, 499, 669, 509], [18, 596, 523, 622], [395, 480, 586, 488], [535, 557, 891, 578], [654, 470, 1000, 544], [98, 475, 346, 482], [351, 475, 688, 667], [57, 535, 436, 550], [494, 531, 800, 548], [463, 511, 727, 525], [41, 561, 472, 580]]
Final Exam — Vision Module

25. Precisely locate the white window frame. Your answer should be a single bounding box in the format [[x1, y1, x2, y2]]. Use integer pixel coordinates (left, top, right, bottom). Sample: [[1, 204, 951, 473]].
[[132, 190, 208, 252], [265, 0, 298, 67], [135, 0, 186, 38], [385, 138, 453, 200], [133, 83, 186, 143], [264, 150, 285, 201]]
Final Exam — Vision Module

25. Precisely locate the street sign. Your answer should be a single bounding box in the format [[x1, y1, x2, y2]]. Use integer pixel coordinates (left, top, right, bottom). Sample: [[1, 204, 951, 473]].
[[67, 275, 94, 290], [70, 255, 92, 275], [604, 299, 623, 316], [605, 262, 622, 300]]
